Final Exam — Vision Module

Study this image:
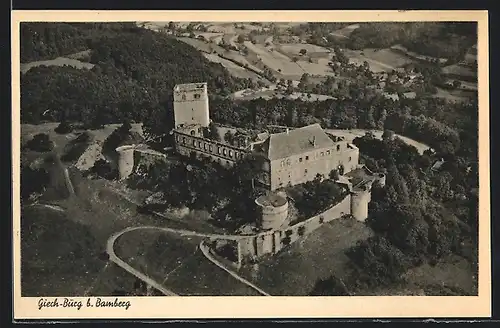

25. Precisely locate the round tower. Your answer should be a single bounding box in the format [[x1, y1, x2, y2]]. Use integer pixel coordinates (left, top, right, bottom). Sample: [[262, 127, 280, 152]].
[[115, 145, 136, 180], [255, 193, 289, 230], [350, 187, 371, 222]]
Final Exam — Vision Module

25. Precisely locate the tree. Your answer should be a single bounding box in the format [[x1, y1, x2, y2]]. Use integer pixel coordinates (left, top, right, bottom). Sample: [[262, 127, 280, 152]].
[[382, 129, 395, 141], [224, 130, 234, 145], [299, 48, 307, 55], [452, 80, 462, 89], [237, 35, 245, 43], [25, 133, 54, 152]]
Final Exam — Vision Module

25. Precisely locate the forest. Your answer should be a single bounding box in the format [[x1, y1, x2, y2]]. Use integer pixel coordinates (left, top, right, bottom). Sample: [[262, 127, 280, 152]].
[[20, 23, 253, 129]]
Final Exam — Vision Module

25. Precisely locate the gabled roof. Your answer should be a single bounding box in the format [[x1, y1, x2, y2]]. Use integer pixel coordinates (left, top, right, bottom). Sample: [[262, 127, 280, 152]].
[[260, 123, 336, 160]]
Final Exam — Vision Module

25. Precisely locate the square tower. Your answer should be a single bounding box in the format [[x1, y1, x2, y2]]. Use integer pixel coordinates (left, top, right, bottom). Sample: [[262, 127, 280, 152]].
[[173, 82, 210, 128]]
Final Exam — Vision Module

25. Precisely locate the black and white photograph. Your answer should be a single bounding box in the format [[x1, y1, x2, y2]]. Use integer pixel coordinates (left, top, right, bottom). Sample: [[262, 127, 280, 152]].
[[13, 10, 490, 319]]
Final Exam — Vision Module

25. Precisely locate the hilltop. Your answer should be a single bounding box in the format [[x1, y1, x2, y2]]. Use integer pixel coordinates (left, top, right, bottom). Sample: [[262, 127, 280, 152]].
[[20, 23, 253, 132]]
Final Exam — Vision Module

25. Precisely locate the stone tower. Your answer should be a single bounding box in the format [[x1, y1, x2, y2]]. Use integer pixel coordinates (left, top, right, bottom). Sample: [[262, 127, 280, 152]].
[[173, 82, 210, 128]]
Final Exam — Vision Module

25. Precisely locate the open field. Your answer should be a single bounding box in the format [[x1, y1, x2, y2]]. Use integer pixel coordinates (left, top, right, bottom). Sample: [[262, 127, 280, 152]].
[[327, 128, 430, 155], [442, 64, 477, 79], [343, 49, 398, 73], [21, 57, 94, 75], [164, 250, 261, 295], [329, 24, 360, 39], [203, 53, 265, 80], [390, 44, 448, 64], [244, 41, 305, 78], [360, 48, 414, 68], [296, 59, 335, 76], [279, 43, 331, 55], [431, 87, 475, 103], [237, 217, 374, 295]]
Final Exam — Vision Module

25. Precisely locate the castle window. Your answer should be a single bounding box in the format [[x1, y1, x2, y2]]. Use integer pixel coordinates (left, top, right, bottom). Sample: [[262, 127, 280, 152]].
[[198, 141, 202, 148], [229, 150, 233, 157], [306, 155, 309, 160], [304, 169, 308, 175], [192, 140, 196, 146], [226, 160, 230, 165], [326, 150, 330, 155], [299, 157, 303, 163], [204, 143, 207, 150], [217, 147, 221, 154], [320, 152, 324, 157], [182, 137, 186, 144], [349, 156, 351, 162], [223, 149, 227, 156], [182, 94, 186, 100], [337, 145, 340, 151], [190, 130, 195, 136], [209, 145, 213, 152], [281, 161, 284, 167], [194, 93, 201, 99]]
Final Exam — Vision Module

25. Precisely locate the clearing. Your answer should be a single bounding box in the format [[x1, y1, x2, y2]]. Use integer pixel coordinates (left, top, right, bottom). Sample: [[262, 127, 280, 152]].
[[327, 128, 430, 155], [21, 57, 94, 75]]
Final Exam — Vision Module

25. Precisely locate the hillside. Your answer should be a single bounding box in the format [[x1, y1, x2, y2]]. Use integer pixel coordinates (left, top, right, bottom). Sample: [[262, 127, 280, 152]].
[[20, 23, 249, 132], [348, 22, 477, 61]]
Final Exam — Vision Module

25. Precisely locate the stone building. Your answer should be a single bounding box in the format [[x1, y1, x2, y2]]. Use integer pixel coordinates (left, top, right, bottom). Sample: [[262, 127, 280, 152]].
[[252, 124, 359, 190], [171, 83, 360, 189]]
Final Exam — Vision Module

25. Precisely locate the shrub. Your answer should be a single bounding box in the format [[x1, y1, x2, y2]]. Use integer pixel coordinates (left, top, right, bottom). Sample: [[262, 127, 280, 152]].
[[25, 133, 54, 152], [54, 121, 73, 134], [297, 225, 306, 236]]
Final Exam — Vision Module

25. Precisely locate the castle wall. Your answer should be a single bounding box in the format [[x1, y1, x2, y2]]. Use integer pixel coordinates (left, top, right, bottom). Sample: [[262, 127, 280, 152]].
[[174, 131, 248, 167], [134, 149, 168, 169], [237, 194, 352, 263]]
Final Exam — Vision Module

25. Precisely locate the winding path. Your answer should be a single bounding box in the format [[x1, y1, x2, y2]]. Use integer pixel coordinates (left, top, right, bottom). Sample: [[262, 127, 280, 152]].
[[106, 225, 269, 297]]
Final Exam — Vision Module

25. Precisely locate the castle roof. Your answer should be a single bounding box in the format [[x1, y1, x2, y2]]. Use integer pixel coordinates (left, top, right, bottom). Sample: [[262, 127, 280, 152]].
[[260, 123, 336, 160]]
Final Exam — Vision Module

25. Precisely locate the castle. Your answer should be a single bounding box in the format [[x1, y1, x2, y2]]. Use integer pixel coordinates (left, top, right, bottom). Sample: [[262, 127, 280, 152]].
[[114, 82, 385, 264], [172, 82, 362, 191]]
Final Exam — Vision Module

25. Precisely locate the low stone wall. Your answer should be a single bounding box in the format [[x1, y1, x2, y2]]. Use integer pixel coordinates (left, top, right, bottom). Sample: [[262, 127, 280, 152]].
[[237, 194, 352, 264]]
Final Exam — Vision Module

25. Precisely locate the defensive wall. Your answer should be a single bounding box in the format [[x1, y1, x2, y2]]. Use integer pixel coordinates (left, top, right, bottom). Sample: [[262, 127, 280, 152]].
[[212, 164, 386, 268], [115, 144, 168, 180], [230, 194, 352, 267]]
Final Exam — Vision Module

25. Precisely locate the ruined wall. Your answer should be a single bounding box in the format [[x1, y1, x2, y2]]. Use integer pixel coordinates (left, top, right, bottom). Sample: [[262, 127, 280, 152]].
[[174, 131, 247, 168], [134, 149, 168, 169]]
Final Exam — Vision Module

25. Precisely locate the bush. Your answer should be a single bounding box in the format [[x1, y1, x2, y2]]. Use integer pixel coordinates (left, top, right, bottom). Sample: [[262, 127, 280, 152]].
[[54, 121, 73, 134], [91, 159, 117, 180], [25, 133, 54, 152], [297, 225, 306, 236]]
